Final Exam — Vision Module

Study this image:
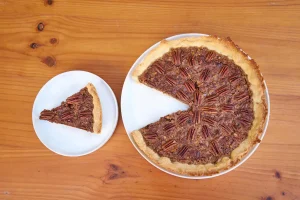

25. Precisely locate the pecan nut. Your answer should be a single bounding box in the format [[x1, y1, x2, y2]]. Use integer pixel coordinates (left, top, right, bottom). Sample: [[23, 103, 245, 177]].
[[162, 139, 176, 151], [172, 49, 182, 66], [163, 123, 176, 133], [205, 51, 216, 62], [144, 132, 158, 140], [39, 110, 54, 120], [200, 68, 210, 81], [184, 79, 196, 92], [177, 145, 189, 157], [187, 127, 196, 141]]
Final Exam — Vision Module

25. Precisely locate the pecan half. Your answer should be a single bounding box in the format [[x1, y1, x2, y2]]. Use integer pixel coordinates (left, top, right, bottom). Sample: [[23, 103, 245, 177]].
[[239, 99, 251, 107], [239, 117, 252, 127], [40, 110, 54, 120], [234, 92, 249, 101], [144, 132, 158, 140], [79, 110, 92, 117], [172, 48, 182, 66], [220, 124, 233, 134], [176, 90, 190, 102], [239, 108, 251, 114], [229, 74, 240, 83], [202, 116, 216, 126], [153, 63, 165, 74], [179, 67, 189, 78], [205, 51, 215, 62], [201, 106, 218, 114], [61, 110, 73, 120], [66, 93, 82, 104], [177, 113, 190, 125], [163, 123, 176, 133], [200, 68, 210, 81], [215, 85, 229, 96], [219, 65, 229, 77], [206, 93, 218, 103], [202, 125, 209, 138], [187, 55, 196, 67], [193, 110, 201, 123], [187, 127, 196, 141], [177, 145, 189, 157], [162, 139, 176, 151], [210, 141, 221, 156], [184, 79, 195, 92], [193, 90, 201, 105], [165, 76, 176, 86], [222, 104, 234, 112]]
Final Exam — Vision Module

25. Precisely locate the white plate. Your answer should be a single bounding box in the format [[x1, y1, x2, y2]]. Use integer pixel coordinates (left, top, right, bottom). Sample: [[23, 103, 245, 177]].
[[121, 33, 270, 179], [32, 71, 118, 157]]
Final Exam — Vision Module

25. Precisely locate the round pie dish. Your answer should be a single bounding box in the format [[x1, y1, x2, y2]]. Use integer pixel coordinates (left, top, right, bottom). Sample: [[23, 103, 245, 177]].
[[33, 71, 119, 157], [121, 33, 270, 179]]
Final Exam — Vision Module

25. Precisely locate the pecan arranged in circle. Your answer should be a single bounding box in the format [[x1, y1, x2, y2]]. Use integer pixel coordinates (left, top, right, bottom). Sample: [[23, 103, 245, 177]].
[[39, 110, 54, 120], [176, 90, 190, 103], [144, 132, 158, 140], [177, 145, 189, 157], [177, 113, 190, 125], [200, 68, 210, 81], [184, 79, 196, 92], [67, 93, 82, 104], [162, 139, 176, 151], [186, 127, 196, 141], [219, 65, 229, 76], [205, 51, 216, 62], [153, 62, 165, 74], [172, 48, 182, 66]]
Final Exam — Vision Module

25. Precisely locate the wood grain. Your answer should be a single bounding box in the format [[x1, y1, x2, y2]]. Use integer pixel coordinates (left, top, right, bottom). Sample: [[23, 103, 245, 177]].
[[0, 0, 300, 199]]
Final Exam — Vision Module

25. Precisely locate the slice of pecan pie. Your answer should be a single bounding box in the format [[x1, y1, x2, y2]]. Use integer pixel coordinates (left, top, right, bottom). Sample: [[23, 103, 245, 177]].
[[39, 83, 102, 133], [131, 36, 267, 176]]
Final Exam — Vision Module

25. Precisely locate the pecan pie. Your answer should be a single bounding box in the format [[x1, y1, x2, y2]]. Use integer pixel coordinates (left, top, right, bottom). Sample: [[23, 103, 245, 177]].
[[131, 36, 267, 176], [39, 83, 102, 133]]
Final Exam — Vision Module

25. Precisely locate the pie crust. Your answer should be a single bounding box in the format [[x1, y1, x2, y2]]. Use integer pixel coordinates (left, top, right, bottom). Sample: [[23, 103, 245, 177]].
[[131, 36, 267, 176], [87, 83, 102, 133]]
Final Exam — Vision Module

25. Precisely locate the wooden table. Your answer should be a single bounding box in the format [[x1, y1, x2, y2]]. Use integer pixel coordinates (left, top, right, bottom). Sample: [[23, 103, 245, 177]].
[[0, 1, 299, 200]]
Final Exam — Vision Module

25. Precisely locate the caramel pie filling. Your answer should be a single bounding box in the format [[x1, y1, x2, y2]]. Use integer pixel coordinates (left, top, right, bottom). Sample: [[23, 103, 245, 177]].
[[138, 47, 254, 164]]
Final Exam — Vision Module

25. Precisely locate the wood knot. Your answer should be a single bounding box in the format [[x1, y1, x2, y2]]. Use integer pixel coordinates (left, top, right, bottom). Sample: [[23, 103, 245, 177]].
[[41, 56, 56, 67], [109, 164, 119, 171], [50, 38, 58, 44], [274, 170, 281, 180], [46, 0, 53, 5], [30, 43, 40, 49], [261, 196, 273, 200], [37, 22, 44, 31], [101, 164, 126, 183]]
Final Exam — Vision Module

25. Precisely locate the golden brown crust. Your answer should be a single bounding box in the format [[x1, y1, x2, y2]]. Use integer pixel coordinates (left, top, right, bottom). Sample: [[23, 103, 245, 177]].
[[132, 130, 234, 176], [86, 83, 102, 133], [131, 35, 268, 176]]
